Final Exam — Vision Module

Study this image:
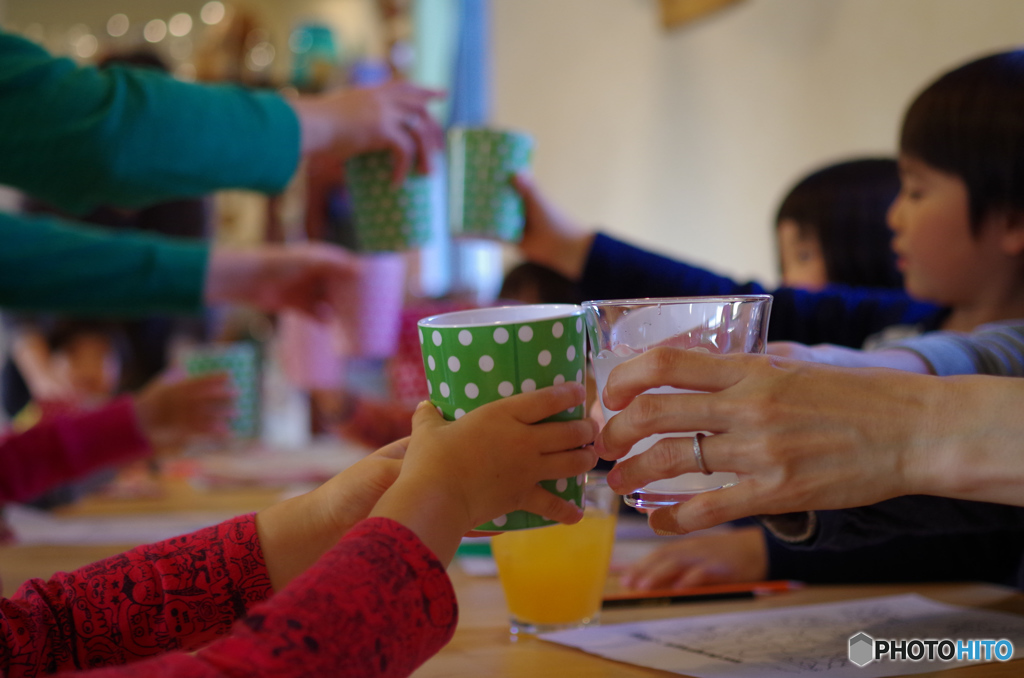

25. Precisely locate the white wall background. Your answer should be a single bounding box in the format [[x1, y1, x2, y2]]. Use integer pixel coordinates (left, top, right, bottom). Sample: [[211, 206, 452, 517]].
[[491, 0, 1024, 285]]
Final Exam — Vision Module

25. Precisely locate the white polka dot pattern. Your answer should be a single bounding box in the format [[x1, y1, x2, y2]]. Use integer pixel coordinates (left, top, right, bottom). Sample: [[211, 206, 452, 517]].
[[346, 151, 433, 252], [448, 129, 532, 243]]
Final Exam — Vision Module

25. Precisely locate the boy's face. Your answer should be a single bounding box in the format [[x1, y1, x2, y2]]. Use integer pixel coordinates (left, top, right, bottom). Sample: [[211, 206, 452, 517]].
[[888, 155, 1009, 306], [776, 219, 827, 290], [51, 333, 121, 406]]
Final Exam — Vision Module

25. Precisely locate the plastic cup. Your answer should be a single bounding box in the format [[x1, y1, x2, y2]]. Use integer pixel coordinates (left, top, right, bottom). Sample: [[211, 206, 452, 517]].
[[346, 151, 434, 251], [182, 342, 261, 439], [491, 474, 619, 634], [583, 296, 772, 508], [448, 127, 533, 243], [336, 252, 407, 359], [417, 303, 586, 531], [277, 312, 346, 390]]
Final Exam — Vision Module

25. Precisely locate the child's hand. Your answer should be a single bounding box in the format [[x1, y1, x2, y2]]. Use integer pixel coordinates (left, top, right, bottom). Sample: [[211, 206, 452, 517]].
[[619, 526, 768, 590], [371, 382, 599, 565], [512, 173, 594, 281], [133, 372, 236, 450], [258, 438, 408, 590]]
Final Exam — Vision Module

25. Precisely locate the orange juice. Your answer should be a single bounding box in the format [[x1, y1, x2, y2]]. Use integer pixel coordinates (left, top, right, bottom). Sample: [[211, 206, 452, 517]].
[[491, 507, 617, 629]]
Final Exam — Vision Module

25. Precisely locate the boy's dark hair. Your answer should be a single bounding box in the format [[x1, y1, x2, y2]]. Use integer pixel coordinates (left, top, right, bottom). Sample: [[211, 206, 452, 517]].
[[499, 262, 583, 304], [900, 50, 1024, 232], [776, 158, 902, 289]]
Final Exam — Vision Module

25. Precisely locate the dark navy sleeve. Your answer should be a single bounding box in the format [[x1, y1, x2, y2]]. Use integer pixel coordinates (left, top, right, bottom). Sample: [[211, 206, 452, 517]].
[[581, 233, 942, 347], [766, 528, 1024, 588]]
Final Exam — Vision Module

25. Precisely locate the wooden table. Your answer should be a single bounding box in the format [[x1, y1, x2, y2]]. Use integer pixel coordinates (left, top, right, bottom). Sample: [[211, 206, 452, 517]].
[[3, 479, 1023, 677]]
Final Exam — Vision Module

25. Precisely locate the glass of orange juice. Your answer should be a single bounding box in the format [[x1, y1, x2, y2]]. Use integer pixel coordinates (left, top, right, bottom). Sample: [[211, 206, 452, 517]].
[[491, 473, 619, 634]]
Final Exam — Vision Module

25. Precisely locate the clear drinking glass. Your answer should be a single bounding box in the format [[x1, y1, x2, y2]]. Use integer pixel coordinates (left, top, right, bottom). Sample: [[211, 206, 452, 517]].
[[583, 296, 772, 508]]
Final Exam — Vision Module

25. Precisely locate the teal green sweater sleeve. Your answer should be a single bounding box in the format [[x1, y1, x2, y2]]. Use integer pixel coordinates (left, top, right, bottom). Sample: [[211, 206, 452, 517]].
[[0, 30, 300, 214], [0, 212, 208, 314]]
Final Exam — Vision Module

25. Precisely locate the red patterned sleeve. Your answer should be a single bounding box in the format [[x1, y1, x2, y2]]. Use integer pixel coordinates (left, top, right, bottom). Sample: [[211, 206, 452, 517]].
[[0, 397, 151, 504], [0, 514, 271, 677], [50, 517, 458, 678]]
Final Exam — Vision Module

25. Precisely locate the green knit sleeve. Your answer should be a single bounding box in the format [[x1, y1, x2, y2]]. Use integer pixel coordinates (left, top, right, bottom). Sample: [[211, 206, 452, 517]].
[[0, 31, 300, 215], [0, 212, 208, 315]]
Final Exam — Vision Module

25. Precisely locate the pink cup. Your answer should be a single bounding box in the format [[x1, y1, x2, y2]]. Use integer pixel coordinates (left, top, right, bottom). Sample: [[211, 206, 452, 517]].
[[338, 252, 407, 359], [278, 312, 347, 390]]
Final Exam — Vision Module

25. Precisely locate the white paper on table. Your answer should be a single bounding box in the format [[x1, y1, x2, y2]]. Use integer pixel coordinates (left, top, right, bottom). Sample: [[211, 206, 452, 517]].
[[540, 594, 1024, 677]]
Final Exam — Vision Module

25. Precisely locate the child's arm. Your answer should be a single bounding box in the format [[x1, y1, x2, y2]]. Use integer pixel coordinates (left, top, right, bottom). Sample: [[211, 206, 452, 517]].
[[9, 325, 73, 403], [767, 341, 933, 373], [512, 173, 596, 281], [1, 514, 274, 676], [0, 399, 151, 503]]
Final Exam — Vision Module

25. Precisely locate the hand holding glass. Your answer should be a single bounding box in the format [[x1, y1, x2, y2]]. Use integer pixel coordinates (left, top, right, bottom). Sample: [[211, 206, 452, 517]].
[[583, 296, 772, 508]]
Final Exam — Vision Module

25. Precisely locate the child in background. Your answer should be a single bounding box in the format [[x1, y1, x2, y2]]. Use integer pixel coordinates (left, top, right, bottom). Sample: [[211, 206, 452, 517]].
[[0, 318, 235, 511], [611, 49, 1024, 590], [775, 158, 902, 291], [10, 320, 129, 428]]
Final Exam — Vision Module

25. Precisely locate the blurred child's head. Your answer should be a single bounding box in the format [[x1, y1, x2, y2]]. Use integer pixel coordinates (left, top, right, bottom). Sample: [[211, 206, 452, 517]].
[[775, 158, 902, 290], [499, 262, 583, 305], [47, 321, 128, 407], [889, 50, 1024, 306]]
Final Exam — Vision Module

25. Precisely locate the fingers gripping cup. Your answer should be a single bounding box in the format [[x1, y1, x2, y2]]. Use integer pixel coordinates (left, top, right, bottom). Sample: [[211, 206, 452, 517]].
[[417, 304, 586, 531], [448, 127, 533, 243], [583, 296, 772, 508], [491, 474, 618, 635]]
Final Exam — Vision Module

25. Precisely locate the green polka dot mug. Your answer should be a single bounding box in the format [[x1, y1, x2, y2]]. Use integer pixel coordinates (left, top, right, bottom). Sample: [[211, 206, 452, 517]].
[[417, 304, 586, 531], [346, 150, 434, 251], [448, 127, 533, 243]]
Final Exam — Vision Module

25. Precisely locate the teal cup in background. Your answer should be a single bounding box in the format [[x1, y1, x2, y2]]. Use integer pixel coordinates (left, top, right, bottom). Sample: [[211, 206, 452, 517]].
[[182, 342, 260, 439], [346, 150, 434, 251]]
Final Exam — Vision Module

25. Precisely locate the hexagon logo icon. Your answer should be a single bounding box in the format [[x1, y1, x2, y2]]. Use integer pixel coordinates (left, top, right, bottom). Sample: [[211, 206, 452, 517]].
[[849, 632, 875, 667]]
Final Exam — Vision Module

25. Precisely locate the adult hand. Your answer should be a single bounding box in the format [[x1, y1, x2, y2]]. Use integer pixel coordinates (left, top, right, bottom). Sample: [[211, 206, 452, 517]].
[[257, 438, 408, 590], [204, 242, 360, 322], [597, 349, 949, 535], [133, 371, 236, 449], [619, 526, 768, 590], [291, 82, 445, 182], [512, 173, 595, 281], [372, 383, 599, 565]]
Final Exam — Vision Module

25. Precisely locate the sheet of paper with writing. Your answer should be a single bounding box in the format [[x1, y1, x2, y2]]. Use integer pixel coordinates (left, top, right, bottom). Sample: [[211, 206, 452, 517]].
[[540, 594, 1024, 677]]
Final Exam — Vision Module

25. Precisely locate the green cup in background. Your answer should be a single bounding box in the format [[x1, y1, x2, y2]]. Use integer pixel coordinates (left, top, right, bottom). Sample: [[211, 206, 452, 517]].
[[418, 304, 586, 531], [448, 127, 533, 243], [182, 342, 260, 439], [346, 150, 434, 251]]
